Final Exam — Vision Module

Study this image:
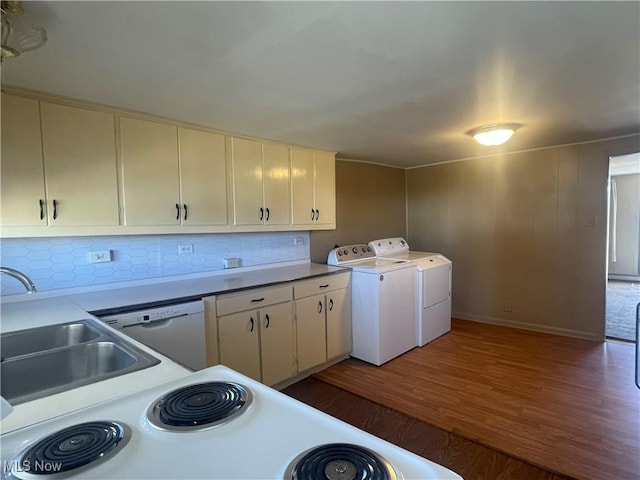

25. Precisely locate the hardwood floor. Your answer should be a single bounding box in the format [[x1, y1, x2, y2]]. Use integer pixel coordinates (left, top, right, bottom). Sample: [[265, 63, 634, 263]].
[[309, 319, 640, 480], [284, 378, 570, 480]]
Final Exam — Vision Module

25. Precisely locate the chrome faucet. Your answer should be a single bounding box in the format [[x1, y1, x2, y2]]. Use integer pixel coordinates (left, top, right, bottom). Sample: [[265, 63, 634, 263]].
[[0, 267, 37, 294]]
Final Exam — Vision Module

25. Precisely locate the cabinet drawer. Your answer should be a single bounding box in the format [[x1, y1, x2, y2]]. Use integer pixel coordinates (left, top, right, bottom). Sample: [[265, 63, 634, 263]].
[[294, 272, 350, 299], [216, 285, 292, 316]]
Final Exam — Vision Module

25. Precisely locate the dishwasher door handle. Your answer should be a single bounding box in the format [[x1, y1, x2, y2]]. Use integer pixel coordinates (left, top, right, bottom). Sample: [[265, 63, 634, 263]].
[[123, 313, 189, 328]]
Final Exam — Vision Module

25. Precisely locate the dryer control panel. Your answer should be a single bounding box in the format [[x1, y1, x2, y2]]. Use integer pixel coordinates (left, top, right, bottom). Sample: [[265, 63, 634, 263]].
[[368, 237, 409, 255]]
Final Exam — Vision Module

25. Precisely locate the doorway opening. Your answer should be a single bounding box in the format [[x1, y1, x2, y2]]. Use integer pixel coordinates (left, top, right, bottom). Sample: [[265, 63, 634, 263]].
[[606, 153, 640, 343]]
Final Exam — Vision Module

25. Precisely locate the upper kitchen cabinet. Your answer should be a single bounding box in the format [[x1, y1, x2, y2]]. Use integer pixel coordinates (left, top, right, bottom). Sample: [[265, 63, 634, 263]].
[[1, 94, 47, 227], [120, 117, 181, 226], [1, 94, 119, 228], [120, 118, 229, 228], [230, 137, 290, 228], [178, 127, 228, 226], [291, 148, 336, 228], [40, 102, 119, 226]]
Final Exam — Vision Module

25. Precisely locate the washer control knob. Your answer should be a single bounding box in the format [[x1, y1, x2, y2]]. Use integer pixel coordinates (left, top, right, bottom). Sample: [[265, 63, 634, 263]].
[[352, 247, 358, 254]]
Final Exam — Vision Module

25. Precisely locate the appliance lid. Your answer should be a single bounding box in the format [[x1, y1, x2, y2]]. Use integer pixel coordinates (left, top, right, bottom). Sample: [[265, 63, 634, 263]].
[[348, 258, 415, 273]]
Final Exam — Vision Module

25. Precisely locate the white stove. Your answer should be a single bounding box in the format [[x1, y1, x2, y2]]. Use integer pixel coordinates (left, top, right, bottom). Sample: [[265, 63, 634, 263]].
[[0, 365, 462, 479], [369, 238, 452, 346]]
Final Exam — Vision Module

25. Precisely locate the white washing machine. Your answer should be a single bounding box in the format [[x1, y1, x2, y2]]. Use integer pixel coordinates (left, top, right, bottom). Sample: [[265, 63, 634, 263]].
[[327, 244, 417, 366], [369, 237, 452, 346]]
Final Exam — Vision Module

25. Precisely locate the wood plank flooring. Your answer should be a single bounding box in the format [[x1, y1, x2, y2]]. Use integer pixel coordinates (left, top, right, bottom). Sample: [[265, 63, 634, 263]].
[[311, 319, 640, 480], [284, 377, 570, 480]]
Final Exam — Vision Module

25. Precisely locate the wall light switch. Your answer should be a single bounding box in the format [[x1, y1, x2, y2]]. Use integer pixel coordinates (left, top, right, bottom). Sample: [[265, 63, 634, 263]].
[[89, 250, 112, 263]]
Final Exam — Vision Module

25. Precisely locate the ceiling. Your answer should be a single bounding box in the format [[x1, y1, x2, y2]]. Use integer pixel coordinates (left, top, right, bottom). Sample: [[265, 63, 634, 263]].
[[2, 1, 639, 168]]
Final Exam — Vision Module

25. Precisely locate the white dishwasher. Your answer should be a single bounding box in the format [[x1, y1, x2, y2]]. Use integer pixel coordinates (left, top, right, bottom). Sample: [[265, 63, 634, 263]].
[[99, 300, 207, 371]]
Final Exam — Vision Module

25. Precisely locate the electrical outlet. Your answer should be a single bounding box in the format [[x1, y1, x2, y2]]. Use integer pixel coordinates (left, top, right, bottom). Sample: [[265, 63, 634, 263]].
[[224, 258, 241, 269], [504, 300, 513, 312], [178, 244, 194, 254], [89, 250, 112, 263], [294, 236, 305, 246]]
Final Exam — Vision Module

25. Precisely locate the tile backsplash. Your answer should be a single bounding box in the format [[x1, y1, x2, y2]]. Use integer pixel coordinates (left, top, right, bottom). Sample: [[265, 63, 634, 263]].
[[0, 232, 310, 295]]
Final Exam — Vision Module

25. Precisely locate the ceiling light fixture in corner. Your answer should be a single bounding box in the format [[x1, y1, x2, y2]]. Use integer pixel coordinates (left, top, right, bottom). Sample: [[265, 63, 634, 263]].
[[1, 0, 47, 61], [467, 123, 521, 146]]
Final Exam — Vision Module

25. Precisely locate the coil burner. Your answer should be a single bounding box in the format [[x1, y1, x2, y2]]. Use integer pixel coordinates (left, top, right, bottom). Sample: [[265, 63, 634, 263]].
[[147, 381, 252, 431], [11, 421, 130, 479], [285, 443, 397, 480]]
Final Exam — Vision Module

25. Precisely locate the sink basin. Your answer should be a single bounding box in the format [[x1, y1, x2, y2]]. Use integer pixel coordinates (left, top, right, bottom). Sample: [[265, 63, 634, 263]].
[[1, 321, 101, 359], [0, 320, 160, 405]]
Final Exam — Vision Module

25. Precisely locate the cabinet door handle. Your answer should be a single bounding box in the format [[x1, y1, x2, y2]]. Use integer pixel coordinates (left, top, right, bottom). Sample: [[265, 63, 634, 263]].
[[175, 203, 180, 220], [52, 199, 58, 220], [329, 298, 334, 311], [310, 208, 314, 220], [264, 314, 270, 329], [265, 207, 270, 221], [249, 317, 254, 332], [319, 284, 329, 289], [39, 199, 44, 220], [315, 209, 320, 220], [318, 301, 323, 314], [183, 204, 188, 221], [251, 297, 265, 303], [259, 207, 264, 221]]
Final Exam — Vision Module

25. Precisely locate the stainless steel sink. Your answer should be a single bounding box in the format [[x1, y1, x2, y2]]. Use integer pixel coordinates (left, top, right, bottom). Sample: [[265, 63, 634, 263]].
[[1, 321, 101, 359], [0, 320, 160, 405]]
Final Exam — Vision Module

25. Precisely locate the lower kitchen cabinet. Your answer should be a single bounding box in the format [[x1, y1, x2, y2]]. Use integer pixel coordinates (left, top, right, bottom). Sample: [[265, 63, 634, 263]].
[[325, 287, 351, 359], [294, 272, 351, 372], [218, 309, 262, 381], [211, 273, 350, 386], [295, 294, 328, 371], [259, 302, 297, 385], [215, 285, 296, 386]]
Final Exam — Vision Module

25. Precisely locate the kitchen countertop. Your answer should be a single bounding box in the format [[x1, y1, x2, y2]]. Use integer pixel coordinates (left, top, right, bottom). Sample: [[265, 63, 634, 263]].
[[0, 261, 347, 434], [1, 260, 347, 315], [0, 297, 191, 434]]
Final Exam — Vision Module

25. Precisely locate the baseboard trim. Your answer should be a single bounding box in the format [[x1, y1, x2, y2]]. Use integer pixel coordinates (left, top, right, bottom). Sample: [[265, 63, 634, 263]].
[[452, 311, 600, 341], [608, 274, 640, 282]]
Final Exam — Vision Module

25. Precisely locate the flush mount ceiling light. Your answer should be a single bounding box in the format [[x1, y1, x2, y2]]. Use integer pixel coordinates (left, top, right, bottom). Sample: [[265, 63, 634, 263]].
[[467, 123, 521, 146], [1, 0, 47, 60]]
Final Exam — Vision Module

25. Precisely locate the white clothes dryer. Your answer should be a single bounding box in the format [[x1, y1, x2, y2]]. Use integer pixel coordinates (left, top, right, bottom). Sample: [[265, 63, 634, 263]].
[[327, 244, 417, 365], [369, 238, 452, 346]]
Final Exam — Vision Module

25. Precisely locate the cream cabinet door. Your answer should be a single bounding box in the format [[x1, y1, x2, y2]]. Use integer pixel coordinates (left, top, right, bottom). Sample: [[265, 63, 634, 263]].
[[218, 310, 261, 381], [178, 128, 228, 226], [262, 142, 291, 225], [260, 302, 295, 386], [291, 148, 315, 225], [326, 288, 351, 359], [120, 117, 180, 226], [231, 137, 264, 225], [295, 294, 327, 372], [0, 94, 46, 227], [40, 103, 119, 226], [313, 151, 336, 226]]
